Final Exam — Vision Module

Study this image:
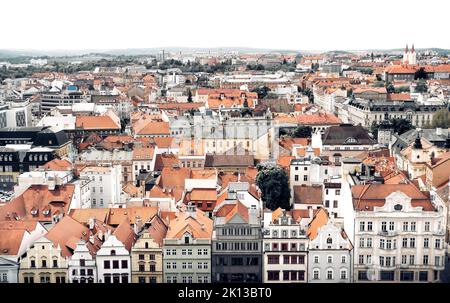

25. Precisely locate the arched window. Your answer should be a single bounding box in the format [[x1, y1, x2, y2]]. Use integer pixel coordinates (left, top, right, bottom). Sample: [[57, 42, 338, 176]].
[[145, 242, 149, 249], [313, 269, 320, 280], [111, 250, 116, 256], [327, 237, 333, 244], [327, 269, 334, 280]]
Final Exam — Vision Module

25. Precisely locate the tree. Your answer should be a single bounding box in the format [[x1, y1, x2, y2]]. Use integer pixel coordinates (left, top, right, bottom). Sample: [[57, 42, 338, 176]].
[[256, 163, 291, 211], [431, 109, 450, 128], [414, 67, 428, 80], [386, 84, 395, 93], [390, 118, 413, 135], [415, 80, 428, 93], [187, 89, 193, 102], [251, 86, 271, 99], [292, 126, 312, 138]]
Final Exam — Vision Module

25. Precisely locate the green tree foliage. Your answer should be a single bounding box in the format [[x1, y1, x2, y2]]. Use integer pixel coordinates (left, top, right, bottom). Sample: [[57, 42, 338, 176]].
[[386, 84, 395, 93], [251, 86, 271, 99], [292, 126, 312, 138], [371, 118, 413, 136], [256, 163, 291, 211], [415, 80, 428, 93], [414, 67, 428, 80], [431, 109, 450, 128], [394, 86, 410, 93]]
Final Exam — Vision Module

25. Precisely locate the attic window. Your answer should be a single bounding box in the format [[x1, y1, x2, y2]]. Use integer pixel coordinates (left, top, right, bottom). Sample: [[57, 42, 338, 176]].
[[345, 137, 357, 144], [394, 204, 403, 211]]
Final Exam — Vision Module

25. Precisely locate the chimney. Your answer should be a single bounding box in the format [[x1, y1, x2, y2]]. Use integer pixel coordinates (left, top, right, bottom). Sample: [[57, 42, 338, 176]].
[[88, 218, 95, 230]]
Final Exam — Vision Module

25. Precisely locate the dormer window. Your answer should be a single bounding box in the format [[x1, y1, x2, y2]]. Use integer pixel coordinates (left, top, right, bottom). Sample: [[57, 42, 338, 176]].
[[111, 250, 116, 256], [394, 204, 403, 211], [345, 137, 357, 144], [327, 237, 333, 244], [184, 236, 190, 244]]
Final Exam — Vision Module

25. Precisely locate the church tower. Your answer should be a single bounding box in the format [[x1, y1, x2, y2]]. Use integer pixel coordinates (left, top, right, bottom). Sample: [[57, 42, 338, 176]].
[[402, 43, 417, 65]]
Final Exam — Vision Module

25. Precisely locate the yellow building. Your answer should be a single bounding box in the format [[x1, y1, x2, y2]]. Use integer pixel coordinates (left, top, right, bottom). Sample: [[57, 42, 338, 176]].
[[18, 237, 69, 283], [131, 215, 168, 283]]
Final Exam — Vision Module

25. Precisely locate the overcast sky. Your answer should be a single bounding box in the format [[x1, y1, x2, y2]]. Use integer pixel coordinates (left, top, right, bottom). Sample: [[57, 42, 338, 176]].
[[2, 0, 449, 51]]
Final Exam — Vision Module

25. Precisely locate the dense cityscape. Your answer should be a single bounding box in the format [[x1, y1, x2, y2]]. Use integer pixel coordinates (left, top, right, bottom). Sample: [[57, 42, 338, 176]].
[[1, 44, 450, 285]]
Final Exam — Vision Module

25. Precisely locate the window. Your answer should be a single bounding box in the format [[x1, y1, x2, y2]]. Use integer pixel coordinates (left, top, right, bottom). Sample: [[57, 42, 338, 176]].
[[411, 222, 416, 232], [419, 271, 428, 282], [314, 256, 319, 264], [401, 255, 407, 265], [267, 271, 280, 281], [42, 260, 47, 268], [104, 261, 110, 269], [313, 269, 319, 280], [410, 238, 416, 248], [425, 222, 430, 232], [358, 255, 364, 265], [381, 222, 387, 232], [400, 271, 414, 281], [333, 200, 338, 208], [379, 239, 385, 249], [113, 261, 119, 269], [139, 254, 145, 260], [367, 238, 372, 248], [149, 264, 155, 272], [327, 269, 333, 280], [389, 222, 394, 231], [358, 271, 368, 281], [359, 222, 365, 231], [341, 255, 346, 263], [340, 269, 347, 280], [53, 260, 58, 268], [30, 260, 36, 268], [423, 255, 429, 265], [268, 255, 280, 264], [409, 255, 415, 265], [367, 222, 373, 231], [327, 237, 332, 244], [303, 175, 308, 181], [424, 238, 429, 248], [139, 264, 145, 272], [336, 190, 340, 195], [327, 256, 333, 264], [435, 256, 441, 266], [403, 222, 408, 231], [435, 239, 441, 249], [402, 238, 408, 248]]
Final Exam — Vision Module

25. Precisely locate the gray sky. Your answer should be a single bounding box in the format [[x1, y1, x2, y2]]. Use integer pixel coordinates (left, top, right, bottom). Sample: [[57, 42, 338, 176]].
[[2, 0, 449, 51]]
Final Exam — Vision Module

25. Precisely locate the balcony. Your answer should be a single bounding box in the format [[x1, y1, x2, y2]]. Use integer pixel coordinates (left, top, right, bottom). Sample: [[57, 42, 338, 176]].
[[378, 231, 398, 237]]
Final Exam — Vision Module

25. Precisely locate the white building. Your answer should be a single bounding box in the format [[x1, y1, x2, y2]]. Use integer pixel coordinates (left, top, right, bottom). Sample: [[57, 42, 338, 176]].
[[351, 183, 446, 282], [80, 165, 123, 208], [263, 209, 309, 283], [307, 208, 353, 283], [68, 240, 97, 283], [96, 218, 136, 283]]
